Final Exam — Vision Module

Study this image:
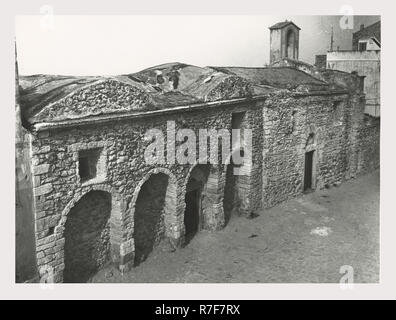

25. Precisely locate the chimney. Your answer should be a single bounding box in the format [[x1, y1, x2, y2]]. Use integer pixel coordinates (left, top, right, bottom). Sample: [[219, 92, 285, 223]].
[[360, 24, 365, 31]]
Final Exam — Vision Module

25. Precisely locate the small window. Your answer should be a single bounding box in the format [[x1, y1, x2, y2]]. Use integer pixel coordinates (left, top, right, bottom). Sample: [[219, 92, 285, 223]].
[[306, 133, 315, 147], [78, 148, 101, 183], [231, 112, 246, 149], [47, 226, 55, 236], [232, 112, 246, 130], [291, 110, 297, 133], [333, 100, 342, 110], [358, 42, 367, 51], [332, 101, 343, 122]]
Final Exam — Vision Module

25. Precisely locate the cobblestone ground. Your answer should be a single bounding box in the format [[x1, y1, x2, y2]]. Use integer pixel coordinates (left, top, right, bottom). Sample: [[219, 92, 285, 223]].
[[92, 170, 379, 283]]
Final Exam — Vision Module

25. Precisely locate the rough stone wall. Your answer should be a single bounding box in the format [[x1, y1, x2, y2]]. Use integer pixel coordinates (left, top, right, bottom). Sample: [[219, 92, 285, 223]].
[[63, 190, 111, 282], [262, 91, 365, 208], [223, 163, 237, 223], [246, 104, 264, 214], [28, 85, 378, 282], [357, 115, 380, 174], [32, 79, 155, 123], [30, 101, 263, 282]]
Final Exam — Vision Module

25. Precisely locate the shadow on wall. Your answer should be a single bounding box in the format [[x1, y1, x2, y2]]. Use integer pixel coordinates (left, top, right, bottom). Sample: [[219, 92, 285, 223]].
[[134, 173, 169, 266], [63, 190, 112, 283], [184, 165, 211, 246]]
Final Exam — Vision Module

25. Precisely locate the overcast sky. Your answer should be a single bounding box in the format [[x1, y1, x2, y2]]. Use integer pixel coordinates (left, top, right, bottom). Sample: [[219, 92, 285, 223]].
[[15, 15, 380, 76]]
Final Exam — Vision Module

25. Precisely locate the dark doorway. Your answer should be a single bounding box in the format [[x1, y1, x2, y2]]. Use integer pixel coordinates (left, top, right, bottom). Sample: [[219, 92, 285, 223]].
[[184, 188, 201, 244], [304, 150, 314, 192], [134, 173, 169, 266], [232, 112, 245, 130], [64, 190, 111, 283]]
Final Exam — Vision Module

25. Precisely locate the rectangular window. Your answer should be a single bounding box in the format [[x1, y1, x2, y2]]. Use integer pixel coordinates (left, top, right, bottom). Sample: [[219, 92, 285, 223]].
[[78, 148, 101, 183], [232, 112, 246, 130], [358, 42, 367, 51]]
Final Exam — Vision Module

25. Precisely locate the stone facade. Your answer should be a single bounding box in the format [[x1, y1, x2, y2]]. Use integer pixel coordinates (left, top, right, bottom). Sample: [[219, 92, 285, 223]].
[[63, 190, 111, 282], [23, 81, 380, 283], [16, 20, 380, 282], [16, 21, 380, 282], [28, 101, 264, 282], [352, 21, 381, 51], [326, 51, 380, 117], [262, 91, 366, 207]]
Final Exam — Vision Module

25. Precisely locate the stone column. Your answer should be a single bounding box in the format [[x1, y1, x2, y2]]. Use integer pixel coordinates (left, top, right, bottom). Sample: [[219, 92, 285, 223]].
[[202, 167, 225, 231], [118, 239, 134, 273]]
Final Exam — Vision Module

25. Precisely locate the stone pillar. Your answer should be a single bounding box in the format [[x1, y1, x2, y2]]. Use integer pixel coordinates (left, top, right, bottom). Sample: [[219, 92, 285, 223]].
[[166, 201, 185, 248], [235, 164, 252, 216], [202, 167, 225, 230], [119, 239, 134, 273], [109, 197, 123, 264], [161, 174, 185, 248]]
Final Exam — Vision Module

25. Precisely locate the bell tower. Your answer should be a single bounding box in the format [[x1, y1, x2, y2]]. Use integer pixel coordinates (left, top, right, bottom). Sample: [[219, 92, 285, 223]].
[[269, 20, 300, 64]]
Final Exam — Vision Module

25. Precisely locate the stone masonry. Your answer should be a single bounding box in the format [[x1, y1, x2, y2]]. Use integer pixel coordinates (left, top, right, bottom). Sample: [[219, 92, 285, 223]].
[[16, 22, 380, 283]]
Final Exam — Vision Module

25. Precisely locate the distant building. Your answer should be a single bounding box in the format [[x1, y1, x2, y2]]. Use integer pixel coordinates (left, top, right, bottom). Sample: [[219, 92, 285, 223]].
[[269, 21, 300, 64], [325, 21, 381, 117], [352, 21, 381, 51]]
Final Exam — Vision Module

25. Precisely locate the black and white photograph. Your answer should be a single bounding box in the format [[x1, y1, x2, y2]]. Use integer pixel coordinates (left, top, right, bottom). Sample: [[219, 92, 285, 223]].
[[14, 13, 381, 285]]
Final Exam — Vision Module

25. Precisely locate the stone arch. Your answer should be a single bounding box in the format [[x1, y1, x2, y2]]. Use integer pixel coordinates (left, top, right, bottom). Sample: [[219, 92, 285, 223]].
[[286, 28, 297, 59], [56, 184, 124, 237], [47, 184, 125, 282], [54, 184, 125, 283], [183, 163, 224, 242], [129, 167, 178, 265], [130, 167, 177, 211]]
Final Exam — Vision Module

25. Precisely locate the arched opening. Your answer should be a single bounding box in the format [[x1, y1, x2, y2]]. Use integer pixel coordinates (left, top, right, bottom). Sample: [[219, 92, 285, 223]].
[[63, 190, 112, 283], [286, 29, 296, 59], [184, 164, 212, 244], [134, 172, 171, 265]]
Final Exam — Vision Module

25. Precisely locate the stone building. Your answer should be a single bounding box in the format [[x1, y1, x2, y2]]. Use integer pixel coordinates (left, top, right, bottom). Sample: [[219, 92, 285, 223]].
[[269, 20, 300, 64], [15, 21, 380, 283], [352, 21, 381, 52], [325, 21, 381, 117]]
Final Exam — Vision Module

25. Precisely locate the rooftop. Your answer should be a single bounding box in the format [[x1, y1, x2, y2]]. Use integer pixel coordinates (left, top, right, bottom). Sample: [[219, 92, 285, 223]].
[[269, 21, 301, 30], [353, 20, 381, 43], [18, 62, 346, 126]]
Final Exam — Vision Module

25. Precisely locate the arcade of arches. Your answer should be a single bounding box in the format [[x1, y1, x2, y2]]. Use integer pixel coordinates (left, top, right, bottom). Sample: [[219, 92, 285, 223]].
[[60, 162, 249, 282]]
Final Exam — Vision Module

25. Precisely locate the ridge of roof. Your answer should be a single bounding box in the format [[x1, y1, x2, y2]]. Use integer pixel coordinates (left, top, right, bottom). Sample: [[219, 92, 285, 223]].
[[269, 21, 301, 30], [353, 20, 381, 35], [19, 61, 354, 126]]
